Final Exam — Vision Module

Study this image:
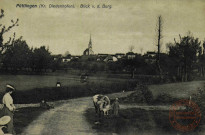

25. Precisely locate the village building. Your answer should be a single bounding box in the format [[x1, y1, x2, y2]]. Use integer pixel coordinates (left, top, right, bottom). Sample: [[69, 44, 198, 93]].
[[97, 53, 108, 61], [115, 53, 125, 59], [143, 51, 165, 64], [103, 55, 118, 62], [126, 52, 136, 59], [62, 57, 71, 62]]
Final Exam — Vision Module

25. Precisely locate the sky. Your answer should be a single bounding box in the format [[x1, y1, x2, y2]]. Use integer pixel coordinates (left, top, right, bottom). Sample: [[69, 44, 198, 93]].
[[0, 0, 205, 55]]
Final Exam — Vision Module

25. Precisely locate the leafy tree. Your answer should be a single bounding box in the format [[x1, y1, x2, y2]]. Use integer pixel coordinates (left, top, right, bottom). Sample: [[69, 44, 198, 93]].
[[107, 61, 122, 72], [168, 33, 201, 81], [198, 40, 205, 76], [2, 37, 32, 72], [32, 46, 53, 72], [90, 63, 98, 73], [121, 54, 148, 77], [51, 54, 63, 71]]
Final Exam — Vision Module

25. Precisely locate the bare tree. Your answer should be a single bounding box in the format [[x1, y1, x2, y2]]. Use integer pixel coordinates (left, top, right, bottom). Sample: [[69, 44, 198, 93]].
[[203, 39, 205, 55], [0, 9, 19, 54], [140, 47, 143, 54], [129, 45, 134, 52], [156, 15, 163, 79]]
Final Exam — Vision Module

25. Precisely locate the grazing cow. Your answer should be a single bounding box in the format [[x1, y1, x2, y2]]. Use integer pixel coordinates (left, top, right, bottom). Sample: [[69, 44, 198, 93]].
[[93, 94, 103, 114], [93, 94, 111, 117]]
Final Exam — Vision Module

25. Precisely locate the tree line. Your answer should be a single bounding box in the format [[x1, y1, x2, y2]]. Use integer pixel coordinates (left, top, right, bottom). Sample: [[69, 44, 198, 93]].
[[0, 9, 53, 73], [2, 37, 53, 73], [108, 33, 205, 82]]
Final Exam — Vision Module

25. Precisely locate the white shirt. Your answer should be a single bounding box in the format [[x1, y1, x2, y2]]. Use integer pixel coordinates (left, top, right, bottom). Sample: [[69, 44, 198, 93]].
[[2, 93, 15, 111]]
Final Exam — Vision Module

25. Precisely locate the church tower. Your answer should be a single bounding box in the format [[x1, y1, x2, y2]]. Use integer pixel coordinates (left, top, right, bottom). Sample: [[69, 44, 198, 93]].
[[88, 34, 92, 49], [83, 34, 94, 55]]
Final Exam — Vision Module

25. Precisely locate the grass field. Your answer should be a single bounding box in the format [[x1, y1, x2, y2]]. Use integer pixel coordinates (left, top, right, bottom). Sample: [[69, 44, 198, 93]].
[[0, 73, 131, 92], [0, 71, 163, 92]]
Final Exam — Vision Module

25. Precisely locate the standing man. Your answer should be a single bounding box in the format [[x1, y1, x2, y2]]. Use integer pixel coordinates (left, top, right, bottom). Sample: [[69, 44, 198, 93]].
[[2, 84, 16, 134]]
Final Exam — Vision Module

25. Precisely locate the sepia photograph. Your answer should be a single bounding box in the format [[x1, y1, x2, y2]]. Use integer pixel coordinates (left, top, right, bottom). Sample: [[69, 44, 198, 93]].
[[0, 0, 205, 134]]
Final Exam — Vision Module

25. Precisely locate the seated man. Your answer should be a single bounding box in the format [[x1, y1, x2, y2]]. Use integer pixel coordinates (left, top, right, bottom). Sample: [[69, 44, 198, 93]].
[[40, 100, 54, 109]]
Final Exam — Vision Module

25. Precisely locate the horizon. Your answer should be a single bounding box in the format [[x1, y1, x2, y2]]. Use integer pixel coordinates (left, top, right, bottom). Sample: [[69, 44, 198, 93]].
[[1, 0, 205, 55]]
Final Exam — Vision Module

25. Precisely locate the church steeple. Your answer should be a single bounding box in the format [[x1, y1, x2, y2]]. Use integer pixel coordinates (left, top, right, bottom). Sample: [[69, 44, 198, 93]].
[[83, 34, 94, 55], [88, 34, 92, 49]]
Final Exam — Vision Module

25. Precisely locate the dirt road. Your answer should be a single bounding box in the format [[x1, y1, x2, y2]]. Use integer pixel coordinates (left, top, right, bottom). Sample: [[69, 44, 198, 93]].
[[21, 92, 133, 135], [21, 91, 173, 135], [22, 97, 98, 135]]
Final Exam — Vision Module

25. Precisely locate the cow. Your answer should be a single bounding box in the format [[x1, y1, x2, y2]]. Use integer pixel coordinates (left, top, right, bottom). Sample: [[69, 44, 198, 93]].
[[93, 94, 111, 117], [93, 94, 103, 114]]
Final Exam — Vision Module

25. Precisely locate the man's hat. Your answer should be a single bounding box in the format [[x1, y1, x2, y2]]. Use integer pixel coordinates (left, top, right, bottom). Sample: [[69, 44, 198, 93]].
[[0, 116, 11, 125]]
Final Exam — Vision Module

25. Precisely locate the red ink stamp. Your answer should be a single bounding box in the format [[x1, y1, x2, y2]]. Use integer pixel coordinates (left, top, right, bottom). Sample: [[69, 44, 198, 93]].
[[169, 99, 201, 132]]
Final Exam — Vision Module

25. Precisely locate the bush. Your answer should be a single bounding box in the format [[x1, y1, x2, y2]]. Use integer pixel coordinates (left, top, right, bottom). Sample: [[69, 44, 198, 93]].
[[154, 93, 177, 105], [140, 85, 154, 104], [120, 84, 154, 104], [192, 87, 205, 108], [85, 108, 156, 134]]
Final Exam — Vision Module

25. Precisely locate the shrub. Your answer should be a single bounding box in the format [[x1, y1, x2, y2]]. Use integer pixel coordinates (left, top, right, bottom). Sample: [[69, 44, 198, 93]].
[[192, 87, 205, 109], [154, 93, 177, 105], [140, 85, 154, 104], [120, 84, 154, 104]]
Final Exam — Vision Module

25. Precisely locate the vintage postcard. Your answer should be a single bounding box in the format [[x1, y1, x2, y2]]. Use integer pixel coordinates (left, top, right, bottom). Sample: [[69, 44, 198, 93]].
[[0, 0, 205, 134]]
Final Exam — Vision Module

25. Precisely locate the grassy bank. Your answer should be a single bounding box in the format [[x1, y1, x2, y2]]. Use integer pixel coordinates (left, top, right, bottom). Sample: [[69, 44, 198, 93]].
[[85, 107, 203, 135], [14, 107, 45, 134], [149, 81, 205, 99]]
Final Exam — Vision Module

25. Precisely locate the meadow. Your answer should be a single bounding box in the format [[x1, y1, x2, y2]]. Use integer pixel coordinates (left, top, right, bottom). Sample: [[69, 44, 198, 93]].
[[0, 72, 132, 92], [0, 72, 137, 104]]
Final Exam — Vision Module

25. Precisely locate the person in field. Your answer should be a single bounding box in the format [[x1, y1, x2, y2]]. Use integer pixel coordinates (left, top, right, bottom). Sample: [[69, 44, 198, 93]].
[[1, 84, 16, 134], [113, 98, 120, 116]]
